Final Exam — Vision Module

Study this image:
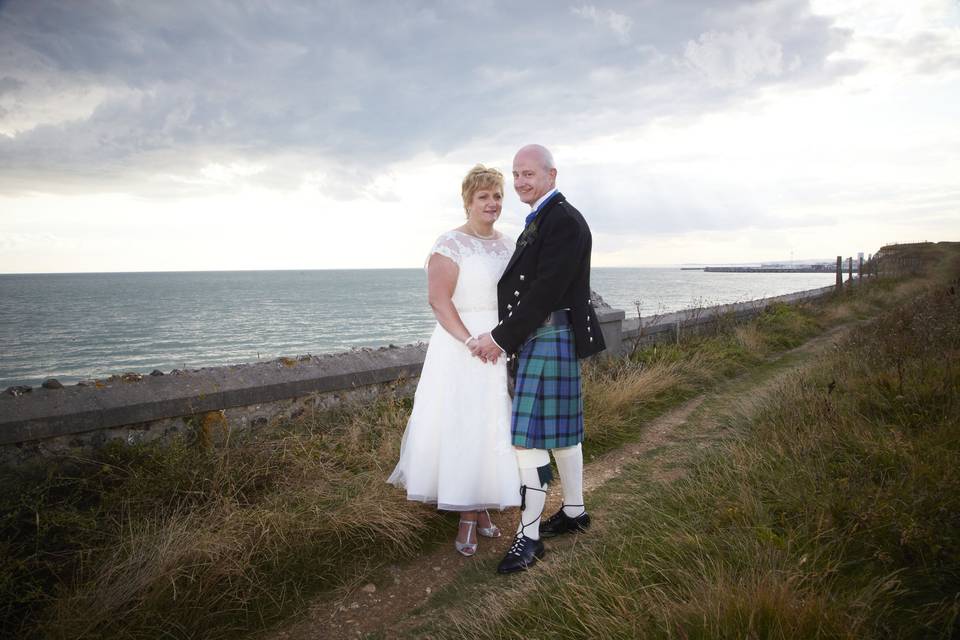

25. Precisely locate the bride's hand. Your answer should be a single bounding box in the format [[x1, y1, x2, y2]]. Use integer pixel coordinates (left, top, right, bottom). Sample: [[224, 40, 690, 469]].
[[473, 333, 503, 364], [467, 339, 486, 363]]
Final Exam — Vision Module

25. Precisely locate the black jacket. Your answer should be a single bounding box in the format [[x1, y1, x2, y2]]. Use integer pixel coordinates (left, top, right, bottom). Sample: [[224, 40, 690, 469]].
[[490, 192, 606, 359]]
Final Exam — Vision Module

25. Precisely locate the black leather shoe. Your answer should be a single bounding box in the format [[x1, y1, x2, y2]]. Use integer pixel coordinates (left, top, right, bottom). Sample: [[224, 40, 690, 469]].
[[540, 507, 590, 538], [496, 534, 545, 574]]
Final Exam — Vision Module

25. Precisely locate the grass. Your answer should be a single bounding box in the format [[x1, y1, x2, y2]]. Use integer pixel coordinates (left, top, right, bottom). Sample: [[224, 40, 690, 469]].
[[581, 291, 855, 457], [425, 245, 960, 639], [1, 242, 956, 639], [0, 396, 448, 639]]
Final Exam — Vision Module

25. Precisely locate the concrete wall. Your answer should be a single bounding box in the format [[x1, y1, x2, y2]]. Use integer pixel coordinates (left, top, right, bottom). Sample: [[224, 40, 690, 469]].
[[0, 346, 425, 464], [616, 284, 837, 353], [0, 285, 836, 462]]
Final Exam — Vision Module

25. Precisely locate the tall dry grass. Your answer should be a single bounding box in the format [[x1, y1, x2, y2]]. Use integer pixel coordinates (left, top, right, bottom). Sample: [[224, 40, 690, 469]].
[[429, 255, 960, 639], [582, 358, 684, 450], [581, 296, 828, 454], [2, 393, 449, 639]]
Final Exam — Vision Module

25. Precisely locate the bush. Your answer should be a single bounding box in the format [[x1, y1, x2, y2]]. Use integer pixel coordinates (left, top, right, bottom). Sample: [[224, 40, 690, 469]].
[[1, 394, 448, 639]]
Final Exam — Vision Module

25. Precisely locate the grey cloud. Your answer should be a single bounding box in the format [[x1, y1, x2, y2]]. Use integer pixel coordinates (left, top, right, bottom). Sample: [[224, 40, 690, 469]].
[[0, 0, 853, 196], [564, 171, 834, 237], [916, 54, 960, 74], [858, 29, 960, 76], [903, 31, 960, 74], [571, 5, 633, 41], [0, 76, 24, 94]]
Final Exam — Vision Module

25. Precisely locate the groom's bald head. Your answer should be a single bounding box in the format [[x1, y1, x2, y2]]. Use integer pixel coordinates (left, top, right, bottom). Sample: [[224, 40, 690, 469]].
[[515, 144, 556, 171]]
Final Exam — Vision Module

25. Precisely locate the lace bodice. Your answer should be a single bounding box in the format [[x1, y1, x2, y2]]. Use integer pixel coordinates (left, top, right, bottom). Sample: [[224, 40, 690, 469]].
[[427, 230, 514, 313]]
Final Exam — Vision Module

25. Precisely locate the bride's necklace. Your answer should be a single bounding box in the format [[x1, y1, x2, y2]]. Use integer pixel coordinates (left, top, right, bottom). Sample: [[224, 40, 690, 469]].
[[463, 225, 496, 240]]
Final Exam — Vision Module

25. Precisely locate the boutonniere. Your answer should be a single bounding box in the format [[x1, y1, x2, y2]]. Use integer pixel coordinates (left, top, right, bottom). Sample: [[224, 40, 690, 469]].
[[517, 220, 539, 248]]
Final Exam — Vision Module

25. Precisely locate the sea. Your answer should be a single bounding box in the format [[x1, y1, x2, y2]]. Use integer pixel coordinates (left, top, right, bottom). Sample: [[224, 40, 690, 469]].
[[0, 269, 837, 388]]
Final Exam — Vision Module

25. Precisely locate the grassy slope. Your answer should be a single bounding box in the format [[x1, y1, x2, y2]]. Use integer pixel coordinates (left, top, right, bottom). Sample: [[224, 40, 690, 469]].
[[1, 394, 449, 639], [1, 243, 955, 639], [423, 244, 960, 639]]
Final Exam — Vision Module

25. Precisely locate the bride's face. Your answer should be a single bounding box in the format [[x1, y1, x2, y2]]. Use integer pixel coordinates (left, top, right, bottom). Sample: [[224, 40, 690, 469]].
[[468, 188, 503, 225]]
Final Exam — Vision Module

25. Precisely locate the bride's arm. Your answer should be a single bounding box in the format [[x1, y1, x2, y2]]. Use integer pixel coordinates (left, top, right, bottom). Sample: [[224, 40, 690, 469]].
[[426, 253, 475, 347]]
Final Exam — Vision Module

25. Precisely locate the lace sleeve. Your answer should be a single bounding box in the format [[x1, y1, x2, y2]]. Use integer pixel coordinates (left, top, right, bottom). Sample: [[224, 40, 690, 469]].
[[424, 232, 462, 271]]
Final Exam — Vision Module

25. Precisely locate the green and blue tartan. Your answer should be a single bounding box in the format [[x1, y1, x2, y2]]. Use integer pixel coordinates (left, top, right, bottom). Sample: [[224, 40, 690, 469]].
[[510, 325, 583, 449]]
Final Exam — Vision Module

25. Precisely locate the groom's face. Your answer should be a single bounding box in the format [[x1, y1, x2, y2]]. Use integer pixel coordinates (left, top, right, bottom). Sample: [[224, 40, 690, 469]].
[[513, 150, 557, 206]]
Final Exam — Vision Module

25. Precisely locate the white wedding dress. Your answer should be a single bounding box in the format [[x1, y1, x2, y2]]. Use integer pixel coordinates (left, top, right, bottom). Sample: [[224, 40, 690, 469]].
[[388, 230, 521, 511]]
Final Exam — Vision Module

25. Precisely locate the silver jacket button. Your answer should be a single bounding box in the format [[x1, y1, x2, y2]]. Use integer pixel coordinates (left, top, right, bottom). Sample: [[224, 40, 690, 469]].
[[589, 336, 594, 342], [507, 304, 512, 310], [514, 290, 520, 297], [520, 274, 525, 281]]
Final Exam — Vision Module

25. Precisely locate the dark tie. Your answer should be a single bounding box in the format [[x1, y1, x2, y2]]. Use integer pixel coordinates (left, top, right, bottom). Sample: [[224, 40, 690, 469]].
[[525, 192, 555, 227]]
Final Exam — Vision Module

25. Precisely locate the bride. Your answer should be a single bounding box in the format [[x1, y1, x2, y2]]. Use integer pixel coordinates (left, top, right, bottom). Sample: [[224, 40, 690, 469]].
[[388, 164, 520, 556]]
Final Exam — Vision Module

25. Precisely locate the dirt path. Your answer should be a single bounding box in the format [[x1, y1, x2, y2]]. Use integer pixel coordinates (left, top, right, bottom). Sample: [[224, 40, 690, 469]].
[[265, 322, 855, 640]]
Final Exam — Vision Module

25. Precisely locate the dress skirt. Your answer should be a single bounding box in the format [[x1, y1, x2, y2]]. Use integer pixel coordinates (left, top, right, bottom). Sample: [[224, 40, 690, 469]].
[[388, 309, 520, 511]]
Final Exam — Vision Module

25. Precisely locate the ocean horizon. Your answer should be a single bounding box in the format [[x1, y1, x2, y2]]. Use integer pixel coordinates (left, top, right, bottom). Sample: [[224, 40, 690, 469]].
[[0, 267, 837, 388]]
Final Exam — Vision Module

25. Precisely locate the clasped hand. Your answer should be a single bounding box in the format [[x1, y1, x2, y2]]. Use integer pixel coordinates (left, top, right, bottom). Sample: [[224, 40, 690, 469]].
[[469, 332, 504, 364]]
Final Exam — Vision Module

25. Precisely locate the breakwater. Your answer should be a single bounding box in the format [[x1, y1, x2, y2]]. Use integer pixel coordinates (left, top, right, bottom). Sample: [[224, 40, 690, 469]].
[[702, 266, 845, 273], [0, 285, 838, 464]]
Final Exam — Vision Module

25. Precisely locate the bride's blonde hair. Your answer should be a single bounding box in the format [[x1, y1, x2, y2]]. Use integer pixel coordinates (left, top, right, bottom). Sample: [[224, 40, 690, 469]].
[[461, 164, 504, 217]]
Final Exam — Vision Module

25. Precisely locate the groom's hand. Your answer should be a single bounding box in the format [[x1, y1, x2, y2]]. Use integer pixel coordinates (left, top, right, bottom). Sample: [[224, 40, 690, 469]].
[[472, 332, 504, 364]]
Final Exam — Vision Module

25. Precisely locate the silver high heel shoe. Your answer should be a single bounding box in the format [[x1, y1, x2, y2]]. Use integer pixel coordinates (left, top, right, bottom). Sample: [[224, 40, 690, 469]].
[[455, 519, 478, 557], [477, 510, 501, 538]]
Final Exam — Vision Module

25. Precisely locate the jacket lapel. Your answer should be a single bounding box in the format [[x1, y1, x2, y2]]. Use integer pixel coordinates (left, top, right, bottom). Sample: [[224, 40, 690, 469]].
[[503, 192, 564, 276]]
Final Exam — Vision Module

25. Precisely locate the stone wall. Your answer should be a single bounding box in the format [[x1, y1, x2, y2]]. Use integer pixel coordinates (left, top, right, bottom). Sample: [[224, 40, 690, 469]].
[[0, 284, 836, 463], [616, 284, 836, 352], [0, 346, 425, 464]]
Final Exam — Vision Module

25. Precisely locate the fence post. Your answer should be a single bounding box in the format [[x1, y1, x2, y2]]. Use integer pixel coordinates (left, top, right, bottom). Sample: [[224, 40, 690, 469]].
[[858, 255, 864, 283], [595, 307, 625, 357], [836, 256, 842, 290], [847, 257, 853, 284]]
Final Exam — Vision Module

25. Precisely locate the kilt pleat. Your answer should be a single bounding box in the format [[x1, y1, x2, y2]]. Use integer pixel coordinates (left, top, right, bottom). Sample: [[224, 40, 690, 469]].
[[511, 326, 583, 449]]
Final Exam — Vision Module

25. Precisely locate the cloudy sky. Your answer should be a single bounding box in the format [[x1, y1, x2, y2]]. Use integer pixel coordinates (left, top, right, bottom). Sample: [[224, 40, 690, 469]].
[[1, 0, 958, 273]]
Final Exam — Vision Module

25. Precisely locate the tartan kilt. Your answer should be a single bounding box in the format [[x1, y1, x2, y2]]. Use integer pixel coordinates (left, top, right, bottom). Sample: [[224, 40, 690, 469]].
[[510, 325, 583, 449]]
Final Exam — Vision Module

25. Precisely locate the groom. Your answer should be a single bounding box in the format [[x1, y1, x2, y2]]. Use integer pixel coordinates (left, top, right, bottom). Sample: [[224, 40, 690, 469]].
[[473, 144, 606, 573]]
